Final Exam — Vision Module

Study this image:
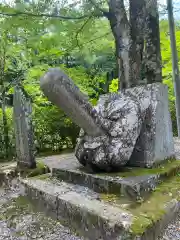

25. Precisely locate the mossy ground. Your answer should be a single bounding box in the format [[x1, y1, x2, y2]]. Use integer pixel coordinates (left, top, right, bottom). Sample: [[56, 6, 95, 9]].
[[19, 160, 50, 178], [97, 159, 180, 178], [101, 173, 180, 236], [30, 173, 51, 180]]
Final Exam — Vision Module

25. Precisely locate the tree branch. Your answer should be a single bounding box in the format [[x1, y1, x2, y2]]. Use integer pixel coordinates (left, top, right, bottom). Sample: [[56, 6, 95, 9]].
[[75, 16, 93, 47], [88, 0, 109, 17], [83, 31, 111, 45], [0, 10, 99, 20], [66, 31, 111, 54], [2, 82, 13, 96]]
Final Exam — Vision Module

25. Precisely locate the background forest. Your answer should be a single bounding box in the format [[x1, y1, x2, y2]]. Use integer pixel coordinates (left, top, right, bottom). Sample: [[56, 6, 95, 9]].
[[0, 0, 179, 160]]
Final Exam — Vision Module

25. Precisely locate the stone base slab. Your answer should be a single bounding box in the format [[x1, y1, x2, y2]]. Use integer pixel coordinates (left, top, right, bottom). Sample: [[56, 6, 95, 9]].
[[20, 177, 180, 240], [51, 155, 180, 200], [21, 178, 133, 240]]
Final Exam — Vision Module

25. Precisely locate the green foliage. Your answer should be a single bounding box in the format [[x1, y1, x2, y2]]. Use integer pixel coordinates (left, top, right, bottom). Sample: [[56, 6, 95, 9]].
[[0, 0, 178, 160], [109, 79, 118, 93], [160, 21, 180, 136], [0, 108, 15, 159], [24, 64, 94, 153]]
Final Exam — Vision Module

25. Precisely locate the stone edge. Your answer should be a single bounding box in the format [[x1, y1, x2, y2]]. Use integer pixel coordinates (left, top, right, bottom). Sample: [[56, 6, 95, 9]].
[[138, 199, 180, 240], [20, 178, 133, 240], [19, 178, 180, 240], [52, 163, 180, 200]]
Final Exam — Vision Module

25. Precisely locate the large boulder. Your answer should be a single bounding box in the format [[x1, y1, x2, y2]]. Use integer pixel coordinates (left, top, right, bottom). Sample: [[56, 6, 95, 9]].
[[75, 83, 175, 171], [40, 68, 175, 172]]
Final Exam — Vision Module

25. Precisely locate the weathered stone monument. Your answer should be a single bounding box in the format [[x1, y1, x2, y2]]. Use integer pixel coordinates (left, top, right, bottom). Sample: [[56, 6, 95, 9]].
[[19, 66, 179, 240], [21, 0, 180, 238], [13, 85, 36, 169], [40, 68, 175, 172]]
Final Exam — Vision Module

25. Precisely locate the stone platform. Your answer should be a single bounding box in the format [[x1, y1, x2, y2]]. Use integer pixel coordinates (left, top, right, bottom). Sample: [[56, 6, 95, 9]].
[[21, 178, 133, 240], [41, 153, 180, 201], [11, 139, 180, 240], [21, 171, 180, 240], [0, 138, 180, 239], [18, 150, 179, 239], [0, 149, 179, 239]]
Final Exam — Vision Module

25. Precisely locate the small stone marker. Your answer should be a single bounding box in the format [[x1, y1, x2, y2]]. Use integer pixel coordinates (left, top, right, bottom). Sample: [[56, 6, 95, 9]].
[[13, 86, 36, 169]]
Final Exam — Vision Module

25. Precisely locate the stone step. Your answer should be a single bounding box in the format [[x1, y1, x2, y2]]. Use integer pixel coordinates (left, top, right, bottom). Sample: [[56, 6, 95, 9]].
[[51, 154, 180, 201], [20, 176, 180, 240], [20, 178, 133, 240]]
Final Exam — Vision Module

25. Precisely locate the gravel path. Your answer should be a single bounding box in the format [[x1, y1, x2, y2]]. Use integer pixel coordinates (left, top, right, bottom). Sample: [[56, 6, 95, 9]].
[[0, 182, 83, 240], [159, 214, 180, 240], [160, 137, 180, 240]]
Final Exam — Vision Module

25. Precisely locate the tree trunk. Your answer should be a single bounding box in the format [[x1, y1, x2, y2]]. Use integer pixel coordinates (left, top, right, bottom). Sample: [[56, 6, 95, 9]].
[[108, 0, 161, 89], [1, 93, 9, 159], [167, 0, 180, 137], [129, 0, 146, 86], [108, 0, 131, 90], [144, 0, 162, 84]]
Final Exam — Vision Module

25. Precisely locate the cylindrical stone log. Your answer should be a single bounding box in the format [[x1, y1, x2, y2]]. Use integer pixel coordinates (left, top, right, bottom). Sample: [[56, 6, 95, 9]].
[[40, 68, 105, 137]]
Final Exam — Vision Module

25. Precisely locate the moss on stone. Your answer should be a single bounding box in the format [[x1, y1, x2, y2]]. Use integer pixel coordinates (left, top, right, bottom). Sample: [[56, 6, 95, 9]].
[[14, 231, 24, 237], [101, 174, 180, 236], [20, 161, 50, 178], [130, 216, 152, 236], [97, 159, 180, 178], [100, 193, 119, 202], [132, 175, 180, 234], [15, 195, 31, 206], [30, 173, 51, 180]]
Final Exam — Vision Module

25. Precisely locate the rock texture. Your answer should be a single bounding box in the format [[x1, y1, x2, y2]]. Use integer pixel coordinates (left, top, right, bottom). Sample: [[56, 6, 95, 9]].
[[128, 83, 175, 167], [21, 178, 133, 240], [21, 177, 180, 240], [159, 212, 180, 240], [13, 86, 36, 169], [76, 83, 174, 171], [40, 68, 174, 172]]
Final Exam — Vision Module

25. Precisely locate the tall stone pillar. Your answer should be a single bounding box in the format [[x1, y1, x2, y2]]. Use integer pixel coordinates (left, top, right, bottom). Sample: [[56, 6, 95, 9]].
[[13, 86, 36, 169]]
